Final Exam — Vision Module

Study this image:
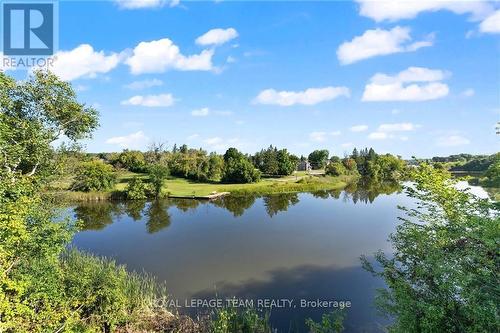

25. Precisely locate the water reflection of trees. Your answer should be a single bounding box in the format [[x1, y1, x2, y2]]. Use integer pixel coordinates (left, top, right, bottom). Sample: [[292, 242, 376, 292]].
[[210, 195, 257, 217], [263, 193, 299, 217], [75, 181, 402, 232], [74, 202, 122, 230], [145, 200, 171, 234], [309, 181, 400, 204], [122, 200, 146, 221], [170, 199, 201, 212], [76, 200, 172, 233], [342, 179, 401, 204]]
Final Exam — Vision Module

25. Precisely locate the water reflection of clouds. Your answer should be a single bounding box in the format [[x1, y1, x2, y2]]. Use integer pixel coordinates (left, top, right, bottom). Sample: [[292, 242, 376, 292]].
[[190, 263, 389, 333]]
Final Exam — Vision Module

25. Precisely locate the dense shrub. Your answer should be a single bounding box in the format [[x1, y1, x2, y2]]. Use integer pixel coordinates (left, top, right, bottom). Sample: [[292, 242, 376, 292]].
[[342, 158, 357, 172], [72, 160, 116, 191], [325, 162, 347, 176], [125, 177, 149, 200], [210, 307, 271, 333], [306, 310, 345, 333]]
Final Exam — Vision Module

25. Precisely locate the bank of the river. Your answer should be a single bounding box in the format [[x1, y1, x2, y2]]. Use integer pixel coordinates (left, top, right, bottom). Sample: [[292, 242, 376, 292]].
[[49, 171, 357, 202]]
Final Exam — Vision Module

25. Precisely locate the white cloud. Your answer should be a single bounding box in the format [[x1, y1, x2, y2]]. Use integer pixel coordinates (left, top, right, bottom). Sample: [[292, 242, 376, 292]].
[[195, 28, 239, 46], [202, 136, 241, 151], [337, 26, 433, 65], [254, 86, 350, 106], [368, 122, 417, 140], [310, 132, 328, 142], [309, 131, 342, 142], [192, 107, 210, 116], [341, 142, 353, 148], [368, 132, 389, 140], [350, 125, 368, 132], [480, 10, 500, 34], [190, 107, 232, 117], [437, 135, 470, 147], [169, 0, 180, 7], [356, 0, 493, 22], [187, 133, 199, 140], [124, 78, 163, 90], [75, 85, 89, 92], [362, 66, 450, 102], [377, 122, 416, 132], [121, 93, 175, 107], [461, 88, 475, 97], [106, 131, 149, 149], [125, 38, 214, 74], [114, 0, 178, 9], [49, 44, 120, 81], [214, 110, 233, 116], [226, 56, 236, 63], [204, 137, 223, 145]]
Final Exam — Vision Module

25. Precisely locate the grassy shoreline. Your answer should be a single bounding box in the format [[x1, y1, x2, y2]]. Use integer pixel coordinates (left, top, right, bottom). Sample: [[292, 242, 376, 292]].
[[48, 172, 357, 202]]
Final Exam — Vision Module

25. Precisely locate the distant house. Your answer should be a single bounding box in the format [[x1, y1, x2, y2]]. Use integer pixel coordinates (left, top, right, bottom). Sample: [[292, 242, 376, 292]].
[[297, 160, 312, 171]]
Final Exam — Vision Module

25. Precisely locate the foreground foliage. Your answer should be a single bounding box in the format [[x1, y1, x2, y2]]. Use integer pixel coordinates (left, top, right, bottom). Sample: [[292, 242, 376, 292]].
[[362, 165, 500, 332]]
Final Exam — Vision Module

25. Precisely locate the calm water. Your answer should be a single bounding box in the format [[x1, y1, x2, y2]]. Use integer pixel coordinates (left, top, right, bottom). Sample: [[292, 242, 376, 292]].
[[71, 183, 416, 332]]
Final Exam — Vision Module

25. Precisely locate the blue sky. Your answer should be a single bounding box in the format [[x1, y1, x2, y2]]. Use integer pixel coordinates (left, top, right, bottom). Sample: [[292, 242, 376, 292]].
[[4, 0, 500, 158]]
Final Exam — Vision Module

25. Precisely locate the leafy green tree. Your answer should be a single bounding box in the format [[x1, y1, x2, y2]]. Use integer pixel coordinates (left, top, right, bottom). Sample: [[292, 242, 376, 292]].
[[0, 71, 98, 178], [72, 160, 116, 192], [289, 153, 300, 169], [361, 165, 500, 332], [0, 71, 166, 332], [254, 146, 295, 176], [377, 154, 405, 181], [325, 162, 347, 176], [208, 152, 224, 181], [342, 158, 358, 173], [115, 150, 146, 172], [330, 155, 341, 163], [308, 149, 329, 169], [483, 155, 500, 187], [222, 148, 261, 183], [148, 164, 169, 198], [276, 149, 296, 176], [125, 177, 149, 200], [262, 145, 279, 175]]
